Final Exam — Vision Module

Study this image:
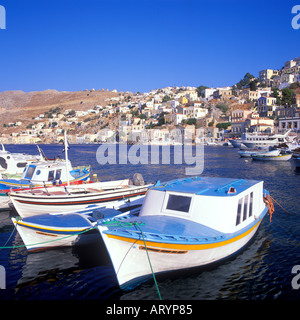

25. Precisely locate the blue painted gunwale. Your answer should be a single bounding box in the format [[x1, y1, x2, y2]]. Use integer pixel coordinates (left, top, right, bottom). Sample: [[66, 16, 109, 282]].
[[100, 206, 268, 246]]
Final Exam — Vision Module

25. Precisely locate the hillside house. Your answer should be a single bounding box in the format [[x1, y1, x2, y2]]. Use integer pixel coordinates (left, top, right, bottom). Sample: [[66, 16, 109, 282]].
[[257, 96, 277, 117]]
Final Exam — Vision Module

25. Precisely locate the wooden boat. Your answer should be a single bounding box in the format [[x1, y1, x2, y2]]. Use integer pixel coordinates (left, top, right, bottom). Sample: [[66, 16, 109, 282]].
[[97, 176, 271, 289], [12, 196, 144, 252], [251, 150, 292, 161], [0, 133, 90, 197], [238, 149, 280, 158], [9, 174, 152, 218], [0, 144, 43, 175], [0, 159, 90, 196]]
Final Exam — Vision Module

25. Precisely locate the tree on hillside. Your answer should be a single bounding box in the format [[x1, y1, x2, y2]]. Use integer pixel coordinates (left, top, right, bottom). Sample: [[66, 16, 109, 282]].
[[157, 112, 167, 126], [249, 80, 258, 91], [271, 88, 282, 105], [281, 88, 294, 106], [216, 122, 231, 130], [186, 118, 197, 125], [215, 102, 229, 115], [196, 85, 209, 97], [236, 73, 256, 89]]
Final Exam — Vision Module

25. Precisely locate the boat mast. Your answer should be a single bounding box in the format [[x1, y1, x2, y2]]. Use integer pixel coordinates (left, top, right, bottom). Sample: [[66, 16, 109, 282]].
[[64, 130, 70, 186]]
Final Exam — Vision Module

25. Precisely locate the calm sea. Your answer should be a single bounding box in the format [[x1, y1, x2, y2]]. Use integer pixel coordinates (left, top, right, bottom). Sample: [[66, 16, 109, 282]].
[[0, 144, 300, 301]]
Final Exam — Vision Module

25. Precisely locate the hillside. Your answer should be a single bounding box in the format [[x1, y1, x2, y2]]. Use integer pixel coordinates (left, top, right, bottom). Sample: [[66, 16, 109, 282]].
[[0, 89, 118, 128]]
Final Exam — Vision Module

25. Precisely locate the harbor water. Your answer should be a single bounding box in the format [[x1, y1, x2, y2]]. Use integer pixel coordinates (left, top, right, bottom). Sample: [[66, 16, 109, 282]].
[[1, 144, 300, 300]]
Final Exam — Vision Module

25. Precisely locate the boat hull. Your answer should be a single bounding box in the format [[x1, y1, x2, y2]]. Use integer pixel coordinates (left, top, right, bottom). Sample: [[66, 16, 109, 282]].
[[293, 158, 300, 168], [12, 215, 97, 252], [98, 217, 264, 288], [12, 196, 144, 252], [251, 154, 292, 161], [238, 149, 280, 158], [0, 171, 90, 195], [10, 184, 150, 218], [229, 139, 242, 148]]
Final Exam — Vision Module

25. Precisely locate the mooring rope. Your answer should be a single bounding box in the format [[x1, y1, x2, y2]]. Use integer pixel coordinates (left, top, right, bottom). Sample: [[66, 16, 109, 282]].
[[0, 226, 97, 250], [269, 195, 292, 215], [133, 222, 162, 300], [101, 219, 162, 299]]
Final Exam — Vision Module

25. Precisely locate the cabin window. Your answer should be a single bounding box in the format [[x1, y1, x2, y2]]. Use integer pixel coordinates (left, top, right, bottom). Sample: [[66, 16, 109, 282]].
[[249, 192, 253, 217], [16, 162, 27, 168], [166, 194, 191, 213], [25, 166, 36, 179], [48, 170, 55, 181], [55, 169, 62, 180], [0, 157, 7, 169], [243, 195, 248, 221], [236, 198, 243, 225]]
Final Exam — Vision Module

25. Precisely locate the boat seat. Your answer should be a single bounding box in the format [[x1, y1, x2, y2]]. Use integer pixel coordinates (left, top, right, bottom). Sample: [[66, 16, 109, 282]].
[[48, 191, 69, 195], [85, 188, 103, 193]]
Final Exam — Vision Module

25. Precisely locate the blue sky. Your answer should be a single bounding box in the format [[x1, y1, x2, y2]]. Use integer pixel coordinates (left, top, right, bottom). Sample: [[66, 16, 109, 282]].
[[0, 0, 299, 93]]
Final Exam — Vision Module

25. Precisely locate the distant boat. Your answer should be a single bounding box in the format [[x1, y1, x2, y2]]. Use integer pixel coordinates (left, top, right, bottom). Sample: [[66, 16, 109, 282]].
[[241, 130, 291, 149], [98, 176, 271, 289], [229, 138, 243, 148], [238, 149, 280, 158], [251, 150, 292, 161]]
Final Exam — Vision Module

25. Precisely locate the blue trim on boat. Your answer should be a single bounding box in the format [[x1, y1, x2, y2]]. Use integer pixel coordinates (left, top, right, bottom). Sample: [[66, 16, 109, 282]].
[[101, 206, 268, 246]]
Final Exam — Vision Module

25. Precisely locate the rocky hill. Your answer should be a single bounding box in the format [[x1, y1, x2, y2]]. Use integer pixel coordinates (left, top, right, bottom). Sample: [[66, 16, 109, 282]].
[[0, 89, 118, 127]]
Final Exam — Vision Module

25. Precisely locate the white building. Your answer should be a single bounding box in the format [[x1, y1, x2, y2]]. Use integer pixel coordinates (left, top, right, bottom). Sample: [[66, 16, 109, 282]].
[[182, 106, 208, 119], [279, 74, 295, 89], [201, 88, 215, 99]]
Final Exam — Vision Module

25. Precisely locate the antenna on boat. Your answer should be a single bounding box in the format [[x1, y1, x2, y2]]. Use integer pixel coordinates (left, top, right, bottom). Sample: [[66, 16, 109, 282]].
[[64, 130, 70, 186], [36, 145, 44, 161]]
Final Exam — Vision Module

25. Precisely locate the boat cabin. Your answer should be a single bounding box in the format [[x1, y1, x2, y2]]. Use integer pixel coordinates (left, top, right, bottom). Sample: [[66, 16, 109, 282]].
[[20, 160, 74, 185], [139, 176, 265, 233]]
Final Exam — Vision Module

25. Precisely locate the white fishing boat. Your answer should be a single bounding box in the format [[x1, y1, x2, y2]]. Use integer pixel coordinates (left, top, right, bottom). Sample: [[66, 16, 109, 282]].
[[12, 196, 144, 252], [0, 144, 44, 175], [97, 176, 272, 289], [251, 150, 292, 161], [0, 132, 90, 196], [238, 149, 280, 158], [9, 174, 152, 218], [0, 159, 90, 196]]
